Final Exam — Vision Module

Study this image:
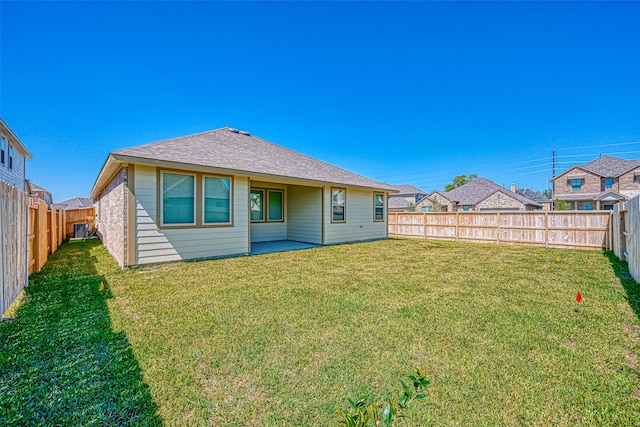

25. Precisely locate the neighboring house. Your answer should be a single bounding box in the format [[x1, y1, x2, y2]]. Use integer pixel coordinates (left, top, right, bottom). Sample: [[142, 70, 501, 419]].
[[56, 197, 94, 210], [89, 127, 396, 267], [416, 177, 543, 212], [31, 183, 53, 208], [388, 184, 428, 212], [0, 118, 32, 191], [551, 155, 640, 210], [514, 186, 552, 211]]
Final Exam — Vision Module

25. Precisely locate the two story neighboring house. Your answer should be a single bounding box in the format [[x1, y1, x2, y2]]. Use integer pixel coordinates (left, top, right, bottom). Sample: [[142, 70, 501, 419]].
[[388, 184, 428, 212], [416, 177, 543, 212], [0, 118, 33, 191], [551, 155, 640, 210]]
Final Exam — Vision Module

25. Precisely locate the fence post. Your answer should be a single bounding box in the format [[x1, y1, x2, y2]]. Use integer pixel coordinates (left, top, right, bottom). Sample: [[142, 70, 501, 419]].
[[455, 212, 460, 242], [497, 212, 501, 244], [423, 212, 427, 239]]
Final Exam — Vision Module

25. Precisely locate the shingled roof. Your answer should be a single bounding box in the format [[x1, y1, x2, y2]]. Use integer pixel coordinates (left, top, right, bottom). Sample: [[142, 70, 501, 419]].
[[553, 155, 640, 180], [391, 184, 427, 195], [582, 155, 640, 177], [444, 178, 542, 207], [515, 188, 550, 204], [91, 127, 395, 197]]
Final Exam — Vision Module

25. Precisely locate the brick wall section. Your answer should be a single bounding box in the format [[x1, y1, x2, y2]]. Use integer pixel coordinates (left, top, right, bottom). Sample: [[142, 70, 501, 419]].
[[95, 168, 126, 267], [618, 168, 640, 199], [417, 192, 454, 212], [475, 191, 528, 211], [554, 168, 600, 197]]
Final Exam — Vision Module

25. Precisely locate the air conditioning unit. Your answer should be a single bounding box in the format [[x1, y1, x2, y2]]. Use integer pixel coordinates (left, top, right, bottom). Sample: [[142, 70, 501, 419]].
[[74, 224, 89, 238]]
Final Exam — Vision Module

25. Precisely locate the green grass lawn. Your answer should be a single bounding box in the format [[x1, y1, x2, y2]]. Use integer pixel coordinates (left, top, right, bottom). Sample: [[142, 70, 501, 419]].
[[2, 238, 640, 426]]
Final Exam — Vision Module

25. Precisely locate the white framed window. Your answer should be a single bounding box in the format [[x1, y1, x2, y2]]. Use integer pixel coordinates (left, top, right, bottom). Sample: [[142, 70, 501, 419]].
[[250, 189, 265, 222], [203, 175, 232, 224], [332, 188, 346, 223], [8, 146, 13, 170], [373, 193, 384, 221], [161, 171, 196, 226]]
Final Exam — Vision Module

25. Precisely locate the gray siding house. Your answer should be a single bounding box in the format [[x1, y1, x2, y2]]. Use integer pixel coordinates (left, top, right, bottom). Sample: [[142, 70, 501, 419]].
[[388, 184, 428, 212], [90, 127, 396, 267], [0, 118, 32, 191]]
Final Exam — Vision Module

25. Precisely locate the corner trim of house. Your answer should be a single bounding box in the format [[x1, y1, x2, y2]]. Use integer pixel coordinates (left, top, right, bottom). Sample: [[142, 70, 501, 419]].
[[126, 164, 136, 267]]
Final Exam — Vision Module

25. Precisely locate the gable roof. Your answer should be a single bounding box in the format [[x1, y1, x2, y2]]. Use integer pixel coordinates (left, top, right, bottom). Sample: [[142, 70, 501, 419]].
[[515, 188, 550, 204], [444, 178, 542, 207], [31, 183, 50, 193], [552, 155, 640, 181], [391, 184, 427, 195], [56, 197, 94, 210], [91, 127, 396, 198]]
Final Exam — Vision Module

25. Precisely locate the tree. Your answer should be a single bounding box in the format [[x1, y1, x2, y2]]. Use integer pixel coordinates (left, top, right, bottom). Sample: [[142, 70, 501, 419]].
[[541, 188, 553, 200], [444, 174, 478, 192], [554, 199, 570, 210], [429, 197, 442, 212], [405, 201, 417, 212]]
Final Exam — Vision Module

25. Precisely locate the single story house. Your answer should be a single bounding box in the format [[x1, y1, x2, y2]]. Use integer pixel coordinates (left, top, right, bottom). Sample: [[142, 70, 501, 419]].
[[90, 127, 396, 267], [388, 184, 428, 212], [416, 177, 543, 212]]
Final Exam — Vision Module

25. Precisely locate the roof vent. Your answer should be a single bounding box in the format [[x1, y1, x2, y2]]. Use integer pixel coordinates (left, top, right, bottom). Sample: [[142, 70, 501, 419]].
[[239, 130, 250, 136], [228, 128, 239, 133]]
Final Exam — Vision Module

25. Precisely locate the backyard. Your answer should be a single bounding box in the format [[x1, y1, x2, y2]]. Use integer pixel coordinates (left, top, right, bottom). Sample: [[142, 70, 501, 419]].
[[1, 238, 639, 426]]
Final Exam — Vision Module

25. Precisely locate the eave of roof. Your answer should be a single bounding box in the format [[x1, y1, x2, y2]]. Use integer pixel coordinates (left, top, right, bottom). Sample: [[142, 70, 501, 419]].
[[91, 128, 398, 198], [0, 117, 33, 159]]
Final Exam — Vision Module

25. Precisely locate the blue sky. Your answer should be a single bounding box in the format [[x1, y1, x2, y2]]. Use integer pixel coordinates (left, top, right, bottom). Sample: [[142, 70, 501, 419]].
[[1, 1, 639, 202]]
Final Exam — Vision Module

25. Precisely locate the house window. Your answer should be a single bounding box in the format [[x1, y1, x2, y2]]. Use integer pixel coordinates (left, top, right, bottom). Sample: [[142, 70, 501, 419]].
[[581, 201, 593, 211], [250, 189, 264, 221], [0, 136, 5, 165], [571, 179, 583, 192], [8, 146, 13, 169], [605, 178, 614, 189], [203, 176, 231, 224], [603, 204, 614, 211], [462, 205, 470, 212], [374, 193, 384, 221], [332, 188, 346, 222], [161, 172, 196, 225], [267, 190, 283, 221]]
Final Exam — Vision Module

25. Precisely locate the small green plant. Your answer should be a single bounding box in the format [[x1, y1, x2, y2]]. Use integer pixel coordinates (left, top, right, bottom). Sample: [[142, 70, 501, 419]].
[[405, 202, 417, 212], [553, 199, 570, 210], [336, 368, 429, 426]]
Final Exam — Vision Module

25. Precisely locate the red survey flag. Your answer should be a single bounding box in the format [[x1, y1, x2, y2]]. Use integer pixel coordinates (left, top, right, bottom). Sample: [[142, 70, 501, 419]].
[[576, 292, 582, 303]]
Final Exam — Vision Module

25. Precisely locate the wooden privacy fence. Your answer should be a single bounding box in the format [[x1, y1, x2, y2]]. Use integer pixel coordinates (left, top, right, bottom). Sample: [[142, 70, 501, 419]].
[[0, 182, 29, 316], [28, 199, 65, 275], [613, 197, 640, 282], [64, 207, 96, 237], [389, 211, 612, 250]]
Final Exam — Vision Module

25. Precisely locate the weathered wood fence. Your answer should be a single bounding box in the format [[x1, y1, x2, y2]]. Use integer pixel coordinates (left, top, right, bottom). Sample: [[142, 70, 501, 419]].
[[389, 211, 612, 250], [613, 197, 640, 282], [64, 207, 96, 237], [0, 182, 29, 316]]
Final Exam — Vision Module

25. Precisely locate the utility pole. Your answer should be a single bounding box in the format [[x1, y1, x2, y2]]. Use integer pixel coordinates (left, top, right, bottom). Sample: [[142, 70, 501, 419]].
[[551, 150, 556, 211]]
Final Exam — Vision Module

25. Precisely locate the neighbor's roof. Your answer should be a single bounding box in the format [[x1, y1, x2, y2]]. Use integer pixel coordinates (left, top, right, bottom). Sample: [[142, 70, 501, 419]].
[[515, 188, 550, 204], [445, 178, 543, 207], [91, 127, 396, 198], [31, 183, 49, 193], [0, 117, 33, 159], [552, 155, 640, 181], [391, 184, 427, 195], [56, 197, 94, 210], [388, 197, 411, 209]]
